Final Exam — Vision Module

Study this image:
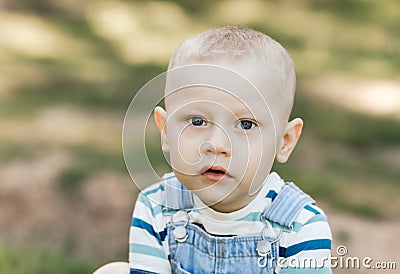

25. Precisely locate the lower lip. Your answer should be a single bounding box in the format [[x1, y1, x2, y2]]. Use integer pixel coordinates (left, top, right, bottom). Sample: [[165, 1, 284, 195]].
[[202, 171, 228, 182]]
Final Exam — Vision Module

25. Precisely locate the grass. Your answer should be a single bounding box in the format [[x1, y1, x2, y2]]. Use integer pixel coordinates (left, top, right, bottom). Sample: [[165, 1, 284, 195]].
[[292, 92, 400, 148], [57, 145, 126, 193], [249, 23, 306, 50], [0, 244, 94, 274], [272, 163, 385, 219], [0, 141, 39, 164], [0, 62, 164, 118], [308, 0, 395, 27]]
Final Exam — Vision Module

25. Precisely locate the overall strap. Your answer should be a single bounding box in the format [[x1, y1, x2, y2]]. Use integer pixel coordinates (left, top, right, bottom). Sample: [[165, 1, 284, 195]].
[[162, 172, 194, 210], [263, 182, 315, 229]]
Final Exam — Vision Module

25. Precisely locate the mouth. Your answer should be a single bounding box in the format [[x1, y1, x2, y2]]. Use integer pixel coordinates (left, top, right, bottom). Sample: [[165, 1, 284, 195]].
[[201, 166, 230, 182]]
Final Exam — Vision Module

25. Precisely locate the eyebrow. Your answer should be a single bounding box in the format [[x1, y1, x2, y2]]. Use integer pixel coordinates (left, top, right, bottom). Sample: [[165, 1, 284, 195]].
[[175, 101, 267, 120], [227, 105, 264, 118]]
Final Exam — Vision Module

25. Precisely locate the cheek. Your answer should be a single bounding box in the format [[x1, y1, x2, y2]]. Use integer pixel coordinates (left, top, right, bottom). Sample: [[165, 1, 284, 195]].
[[240, 131, 276, 173], [168, 129, 203, 166], [259, 131, 277, 167], [241, 129, 276, 156], [260, 127, 278, 155]]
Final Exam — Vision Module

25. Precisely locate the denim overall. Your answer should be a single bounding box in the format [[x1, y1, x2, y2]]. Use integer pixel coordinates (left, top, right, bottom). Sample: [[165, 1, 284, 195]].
[[162, 174, 314, 274]]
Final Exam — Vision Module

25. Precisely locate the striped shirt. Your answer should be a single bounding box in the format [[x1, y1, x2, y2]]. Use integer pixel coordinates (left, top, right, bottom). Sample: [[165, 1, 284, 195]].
[[129, 172, 332, 273]]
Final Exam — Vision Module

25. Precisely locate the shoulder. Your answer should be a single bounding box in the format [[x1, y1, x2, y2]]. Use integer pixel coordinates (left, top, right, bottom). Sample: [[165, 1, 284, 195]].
[[287, 179, 331, 238], [130, 181, 171, 273], [280, 202, 332, 257], [139, 181, 165, 202], [293, 203, 331, 237], [136, 173, 178, 205], [272, 173, 332, 253], [133, 180, 166, 219], [271, 172, 330, 231], [284, 180, 332, 243], [277, 203, 331, 273]]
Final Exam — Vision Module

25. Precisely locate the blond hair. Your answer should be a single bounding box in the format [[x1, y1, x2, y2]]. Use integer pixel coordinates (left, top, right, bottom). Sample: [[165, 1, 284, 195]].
[[168, 26, 296, 109]]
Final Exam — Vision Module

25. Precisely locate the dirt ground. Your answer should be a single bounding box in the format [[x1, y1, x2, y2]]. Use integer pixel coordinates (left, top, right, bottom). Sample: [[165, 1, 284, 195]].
[[0, 152, 398, 273], [325, 206, 399, 273], [0, 152, 136, 263]]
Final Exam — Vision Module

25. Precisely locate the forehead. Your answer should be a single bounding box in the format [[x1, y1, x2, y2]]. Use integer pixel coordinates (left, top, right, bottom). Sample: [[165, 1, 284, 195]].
[[165, 59, 288, 118], [166, 86, 264, 117]]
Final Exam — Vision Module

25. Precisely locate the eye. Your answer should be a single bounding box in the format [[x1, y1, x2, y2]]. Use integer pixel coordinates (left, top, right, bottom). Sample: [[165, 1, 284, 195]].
[[238, 120, 257, 130], [189, 117, 206, 127]]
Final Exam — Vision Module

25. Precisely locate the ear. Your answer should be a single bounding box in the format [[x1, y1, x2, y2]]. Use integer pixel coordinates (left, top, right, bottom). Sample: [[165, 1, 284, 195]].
[[154, 106, 170, 152], [275, 118, 303, 163]]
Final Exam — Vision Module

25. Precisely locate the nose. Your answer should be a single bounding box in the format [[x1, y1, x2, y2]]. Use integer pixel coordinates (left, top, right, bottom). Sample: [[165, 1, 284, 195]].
[[201, 126, 231, 157]]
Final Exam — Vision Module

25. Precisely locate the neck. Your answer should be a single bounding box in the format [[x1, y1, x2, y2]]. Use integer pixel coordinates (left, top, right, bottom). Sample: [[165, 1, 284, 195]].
[[208, 190, 261, 213]]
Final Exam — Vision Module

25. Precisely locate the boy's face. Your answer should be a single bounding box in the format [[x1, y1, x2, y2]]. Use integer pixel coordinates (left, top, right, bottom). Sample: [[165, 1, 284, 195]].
[[155, 58, 301, 212]]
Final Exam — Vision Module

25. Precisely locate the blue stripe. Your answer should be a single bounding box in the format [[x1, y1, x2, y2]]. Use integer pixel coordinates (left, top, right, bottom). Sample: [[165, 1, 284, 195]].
[[159, 227, 167, 241], [143, 184, 164, 196], [153, 205, 163, 216], [304, 214, 328, 225], [237, 212, 260, 221], [279, 267, 332, 273], [291, 221, 303, 232], [278, 246, 286, 258], [271, 221, 302, 232], [273, 215, 327, 233], [130, 268, 158, 274], [131, 218, 162, 245], [283, 239, 332, 257], [138, 194, 152, 210], [279, 246, 286, 257], [276, 215, 328, 234], [129, 243, 166, 259], [266, 190, 278, 201], [137, 194, 163, 217], [304, 205, 320, 215]]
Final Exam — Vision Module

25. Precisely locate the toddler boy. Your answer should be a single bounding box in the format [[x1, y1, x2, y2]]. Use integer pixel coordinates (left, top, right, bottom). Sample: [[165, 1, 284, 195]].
[[129, 26, 332, 274]]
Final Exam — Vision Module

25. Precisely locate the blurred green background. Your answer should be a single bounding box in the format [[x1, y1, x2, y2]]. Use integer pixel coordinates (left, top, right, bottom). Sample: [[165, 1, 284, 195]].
[[0, 0, 399, 273]]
